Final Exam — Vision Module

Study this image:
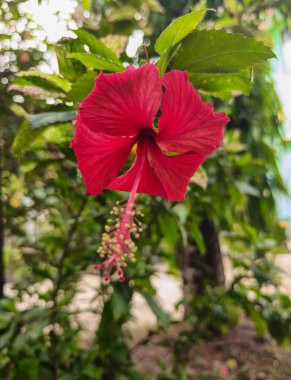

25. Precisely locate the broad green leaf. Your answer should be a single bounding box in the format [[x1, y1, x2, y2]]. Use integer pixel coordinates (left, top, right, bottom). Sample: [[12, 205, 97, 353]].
[[156, 45, 177, 76], [29, 111, 76, 129], [188, 70, 252, 98], [66, 71, 96, 103], [74, 29, 120, 62], [56, 45, 78, 82], [155, 9, 206, 54], [13, 120, 41, 158], [139, 292, 171, 329], [13, 112, 75, 157], [174, 29, 276, 73], [15, 70, 71, 93], [10, 79, 65, 98], [17, 358, 39, 380], [67, 53, 124, 72]]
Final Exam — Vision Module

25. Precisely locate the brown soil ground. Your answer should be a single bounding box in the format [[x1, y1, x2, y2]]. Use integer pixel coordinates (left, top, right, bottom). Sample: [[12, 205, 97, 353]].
[[131, 319, 291, 380]]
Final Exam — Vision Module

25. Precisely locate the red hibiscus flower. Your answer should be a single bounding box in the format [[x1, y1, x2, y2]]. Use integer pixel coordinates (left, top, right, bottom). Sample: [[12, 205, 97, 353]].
[[71, 63, 229, 282]]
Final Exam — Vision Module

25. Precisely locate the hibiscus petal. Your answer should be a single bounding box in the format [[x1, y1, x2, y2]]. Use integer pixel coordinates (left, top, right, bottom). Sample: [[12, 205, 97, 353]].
[[156, 70, 230, 155], [71, 122, 136, 196], [79, 63, 163, 136], [147, 140, 206, 201], [108, 137, 206, 202], [108, 139, 167, 199]]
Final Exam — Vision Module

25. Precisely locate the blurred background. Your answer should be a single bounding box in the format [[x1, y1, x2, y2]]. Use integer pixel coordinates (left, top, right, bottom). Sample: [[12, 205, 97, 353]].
[[0, 1, 291, 379]]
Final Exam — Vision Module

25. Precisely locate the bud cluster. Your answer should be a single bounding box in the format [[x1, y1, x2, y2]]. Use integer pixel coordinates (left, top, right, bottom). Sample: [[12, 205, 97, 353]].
[[95, 200, 143, 283]]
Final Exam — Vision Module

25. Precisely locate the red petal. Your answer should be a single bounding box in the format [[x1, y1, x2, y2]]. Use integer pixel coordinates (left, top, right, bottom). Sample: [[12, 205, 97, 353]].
[[71, 122, 136, 196], [156, 70, 230, 155], [108, 137, 206, 202], [108, 139, 167, 199], [79, 63, 162, 136]]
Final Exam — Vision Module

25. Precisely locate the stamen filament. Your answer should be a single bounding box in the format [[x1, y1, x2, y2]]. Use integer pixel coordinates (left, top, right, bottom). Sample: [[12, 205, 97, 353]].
[[96, 142, 146, 283]]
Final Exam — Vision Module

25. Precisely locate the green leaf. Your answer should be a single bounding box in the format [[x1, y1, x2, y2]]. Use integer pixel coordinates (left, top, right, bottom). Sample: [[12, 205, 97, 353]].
[[17, 359, 39, 380], [0, 33, 11, 39], [174, 29, 276, 73], [155, 9, 206, 54], [0, 313, 13, 329], [56, 45, 78, 82], [67, 53, 124, 72], [66, 71, 96, 103], [158, 213, 180, 255], [0, 320, 18, 349], [74, 29, 120, 62], [139, 292, 171, 329], [15, 70, 71, 93], [189, 221, 206, 254], [111, 291, 129, 321], [29, 111, 76, 129], [156, 45, 177, 76], [249, 307, 267, 337], [188, 70, 252, 98], [0, 298, 17, 313], [12, 112, 75, 158], [10, 80, 63, 99], [13, 120, 39, 158]]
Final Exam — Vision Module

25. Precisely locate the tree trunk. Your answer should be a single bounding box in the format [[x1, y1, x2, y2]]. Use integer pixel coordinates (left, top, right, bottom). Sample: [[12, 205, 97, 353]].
[[179, 217, 225, 315]]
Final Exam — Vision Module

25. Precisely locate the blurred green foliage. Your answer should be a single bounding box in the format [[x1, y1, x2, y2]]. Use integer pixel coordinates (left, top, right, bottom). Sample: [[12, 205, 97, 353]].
[[1, 0, 291, 379]]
